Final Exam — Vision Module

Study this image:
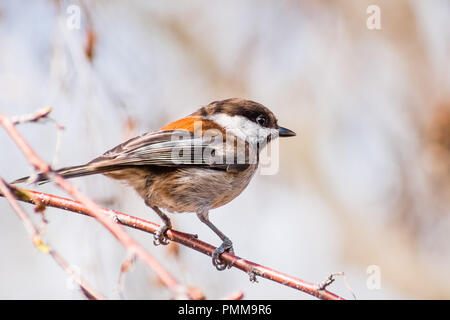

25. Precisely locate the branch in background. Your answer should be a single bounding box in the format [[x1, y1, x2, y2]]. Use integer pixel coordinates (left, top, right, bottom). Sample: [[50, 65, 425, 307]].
[[2, 187, 345, 300], [0, 178, 105, 300], [0, 111, 193, 299], [10, 107, 53, 125], [221, 291, 244, 300], [8, 107, 65, 168]]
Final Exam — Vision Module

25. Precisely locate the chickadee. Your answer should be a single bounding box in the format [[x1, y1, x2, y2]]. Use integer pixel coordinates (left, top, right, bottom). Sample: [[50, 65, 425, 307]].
[[14, 98, 295, 270]]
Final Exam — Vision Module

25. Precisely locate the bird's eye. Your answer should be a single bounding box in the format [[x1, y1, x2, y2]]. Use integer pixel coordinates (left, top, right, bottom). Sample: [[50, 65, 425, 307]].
[[256, 115, 267, 126]]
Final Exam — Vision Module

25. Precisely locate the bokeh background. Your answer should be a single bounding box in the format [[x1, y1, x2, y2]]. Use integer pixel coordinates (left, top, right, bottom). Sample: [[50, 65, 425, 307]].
[[1, 0, 450, 299]]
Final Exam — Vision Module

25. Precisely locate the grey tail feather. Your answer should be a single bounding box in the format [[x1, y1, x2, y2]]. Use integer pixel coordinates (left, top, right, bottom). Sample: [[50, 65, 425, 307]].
[[11, 164, 112, 185]]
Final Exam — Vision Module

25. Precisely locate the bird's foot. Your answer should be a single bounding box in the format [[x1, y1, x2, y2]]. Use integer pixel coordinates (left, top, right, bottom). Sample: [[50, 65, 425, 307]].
[[212, 238, 234, 271], [153, 224, 171, 246]]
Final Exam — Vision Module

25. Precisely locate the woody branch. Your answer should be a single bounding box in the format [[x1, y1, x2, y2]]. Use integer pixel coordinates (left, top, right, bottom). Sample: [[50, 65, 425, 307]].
[[1, 186, 344, 300]]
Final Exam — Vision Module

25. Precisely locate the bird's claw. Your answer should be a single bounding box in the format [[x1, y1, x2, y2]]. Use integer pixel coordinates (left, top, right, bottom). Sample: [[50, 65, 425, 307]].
[[212, 239, 234, 271], [153, 225, 170, 246]]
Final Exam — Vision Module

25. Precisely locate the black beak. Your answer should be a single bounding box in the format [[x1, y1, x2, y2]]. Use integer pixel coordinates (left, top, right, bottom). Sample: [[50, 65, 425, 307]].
[[278, 126, 296, 137]]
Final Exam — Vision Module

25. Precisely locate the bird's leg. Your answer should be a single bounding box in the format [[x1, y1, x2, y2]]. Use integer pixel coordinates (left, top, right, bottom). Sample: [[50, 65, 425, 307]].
[[196, 210, 234, 270], [148, 204, 172, 246]]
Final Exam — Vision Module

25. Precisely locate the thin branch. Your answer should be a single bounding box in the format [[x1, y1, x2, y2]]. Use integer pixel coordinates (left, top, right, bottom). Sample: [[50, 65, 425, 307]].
[[221, 291, 244, 300], [0, 111, 188, 298], [10, 107, 66, 168], [318, 272, 356, 300], [117, 251, 137, 299], [10, 107, 53, 125], [2, 187, 346, 300], [0, 178, 105, 300]]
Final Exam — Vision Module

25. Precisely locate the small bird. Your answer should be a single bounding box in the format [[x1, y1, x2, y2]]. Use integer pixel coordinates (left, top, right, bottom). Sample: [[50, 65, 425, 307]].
[[14, 98, 295, 270]]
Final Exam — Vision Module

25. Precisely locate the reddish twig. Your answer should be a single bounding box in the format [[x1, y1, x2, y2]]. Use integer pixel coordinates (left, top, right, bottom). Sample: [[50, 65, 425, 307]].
[[318, 272, 356, 299], [10, 107, 53, 125], [221, 291, 245, 300], [10, 106, 65, 168], [2, 187, 345, 300], [0, 178, 105, 300], [0, 111, 187, 298]]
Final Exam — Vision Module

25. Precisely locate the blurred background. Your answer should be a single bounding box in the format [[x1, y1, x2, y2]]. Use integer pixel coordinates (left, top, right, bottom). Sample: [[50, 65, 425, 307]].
[[1, 0, 450, 299]]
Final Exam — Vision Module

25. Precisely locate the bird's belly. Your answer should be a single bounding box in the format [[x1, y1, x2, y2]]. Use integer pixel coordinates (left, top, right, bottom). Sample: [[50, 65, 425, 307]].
[[105, 166, 257, 213], [153, 167, 257, 213]]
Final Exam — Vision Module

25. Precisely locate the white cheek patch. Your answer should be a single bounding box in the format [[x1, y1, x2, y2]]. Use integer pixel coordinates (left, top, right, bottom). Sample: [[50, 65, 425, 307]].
[[208, 114, 278, 145]]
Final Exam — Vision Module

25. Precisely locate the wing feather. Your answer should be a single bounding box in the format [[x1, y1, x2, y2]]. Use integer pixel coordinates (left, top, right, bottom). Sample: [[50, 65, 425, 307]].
[[87, 129, 246, 171]]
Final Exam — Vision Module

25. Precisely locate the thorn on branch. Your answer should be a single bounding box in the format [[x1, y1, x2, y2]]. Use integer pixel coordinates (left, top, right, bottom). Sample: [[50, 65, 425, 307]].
[[33, 201, 47, 213], [110, 213, 120, 224], [33, 199, 48, 228], [248, 267, 258, 283], [318, 272, 341, 291], [317, 272, 356, 299]]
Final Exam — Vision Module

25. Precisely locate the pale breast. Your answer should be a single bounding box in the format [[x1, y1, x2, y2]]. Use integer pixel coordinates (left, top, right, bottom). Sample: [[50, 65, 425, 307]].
[[104, 165, 258, 213]]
